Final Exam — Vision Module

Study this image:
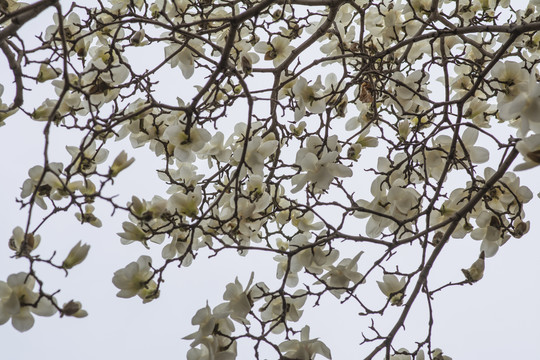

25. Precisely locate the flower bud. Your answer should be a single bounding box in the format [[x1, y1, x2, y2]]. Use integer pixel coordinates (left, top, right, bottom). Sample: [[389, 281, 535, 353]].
[[130, 29, 145, 45], [461, 251, 485, 282], [37, 63, 60, 82], [62, 241, 90, 269], [398, 120, 410, 140], [110, 150, 135, 177], [62, 300, 88, 318]]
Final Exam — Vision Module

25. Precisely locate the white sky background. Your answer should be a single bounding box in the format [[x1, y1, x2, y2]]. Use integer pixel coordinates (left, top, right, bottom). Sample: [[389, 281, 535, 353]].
[[1, 1, 540, 359]]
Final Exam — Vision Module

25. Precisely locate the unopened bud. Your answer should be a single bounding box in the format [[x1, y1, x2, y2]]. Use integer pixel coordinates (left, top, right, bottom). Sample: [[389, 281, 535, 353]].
[[63, 300, 88, 318], [398, 120, 410, 140], [110, 150, 135, 177], [461, 251, 485, 282], [62, 241, 90, 269], [130, 29, 145, 45], [37, 63, 59, 82]]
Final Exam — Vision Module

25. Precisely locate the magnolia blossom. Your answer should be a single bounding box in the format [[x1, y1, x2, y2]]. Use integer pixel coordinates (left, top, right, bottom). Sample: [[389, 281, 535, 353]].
[[66, 141, 109, 174], [515, 134, 540, 171], [112, 255, 158, 302], [386, 179, 421, 221], [289, 234, 340, 275], [184, 303, 234, 347], [213, 274, 260, 324], [424, 128, 489, 175], [163, 123, 211, 163], [0, 84, 17, 124], [199, 131, 232, 167], [291, 136, 352, 193], [254, 36, 293, 66], [483, 167, 533, 213], [75, 204, 102, 227], [187, 337, 237, 360], [219, 192, 272, 248], [387, 70, 430, 115], [491, 61, 529, 107], [498, 73, 540, 135], [292, 76, 326, 120], [261, 290, 307, 334], [278, 326, 332, 360], [20, 162, 65, 209], [164, 38, 204, 79], [168, 186, 203, 218], [36, 63, 60, 82], [470, 211, 509, 257], [8, 227, 40, 256], [429, 188, 472, 239], [80, 46, 130, 106], [231, 136, 278, 176], [377, 274, 406, 306], [0, 273, 56, 332], [117, 221, 165, 247], [317, 252, 365, 298], [274, 254, 300, 287], [287, 210, 324, 232]]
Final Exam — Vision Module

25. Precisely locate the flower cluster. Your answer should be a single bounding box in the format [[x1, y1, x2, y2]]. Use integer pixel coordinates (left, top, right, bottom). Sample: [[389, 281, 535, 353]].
[[1, 0, 538, 358]]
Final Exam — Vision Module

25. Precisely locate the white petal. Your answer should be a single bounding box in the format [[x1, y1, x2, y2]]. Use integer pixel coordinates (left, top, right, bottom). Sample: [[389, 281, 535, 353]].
[[12, 310, 34, 332]]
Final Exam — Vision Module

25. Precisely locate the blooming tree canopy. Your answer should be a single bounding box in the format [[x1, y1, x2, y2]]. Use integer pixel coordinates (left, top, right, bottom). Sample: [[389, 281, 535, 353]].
[[2, 0, 540, 358]]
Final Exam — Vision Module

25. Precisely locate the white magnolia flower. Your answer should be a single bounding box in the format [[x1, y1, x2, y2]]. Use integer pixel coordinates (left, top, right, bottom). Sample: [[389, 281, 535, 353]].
[[8, 227, 40, 256], [470, 211, 509, 257], [36, 63, 60, 82], [164, 38, 204, 79], [163, 123, 211, 162], [66, 141, 109, 174], [291, 135, 352, 193], [491, 61, 529, 107], [430, 127, 490, 168], [117, 220, 165, 247], [515, 134, 540, 171], [112, 255, 158, 302], [317, 252, 365, 298], [483, 167, 533, 212], [278, 325, 332, 360], [168, 186, 203, 218], [261, 290, 307, 334], [292, 76, 326, 120], [387, 70, 430, 115], [274, 253, 300, 287], [75, 204, 102, 228], [289, 234, 340, 275], [109, 150, 135, 177], [20, 162, 65, 209], [184, 303, 234, 347], [199, 131, 232, 167], [213, 273, 255, 324], [186, 335, 237, 360], [0, 273, 56, 332], [231, 136, 278, 176], [498, 73, 540, 135], [254, 36, 293, 66], [429, 188, 472, 239], [377, 274, 406, 306]]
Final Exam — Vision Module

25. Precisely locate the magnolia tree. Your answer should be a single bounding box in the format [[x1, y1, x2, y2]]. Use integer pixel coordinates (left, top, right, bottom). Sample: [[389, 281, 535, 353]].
[[2, 0, 540, 358]]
